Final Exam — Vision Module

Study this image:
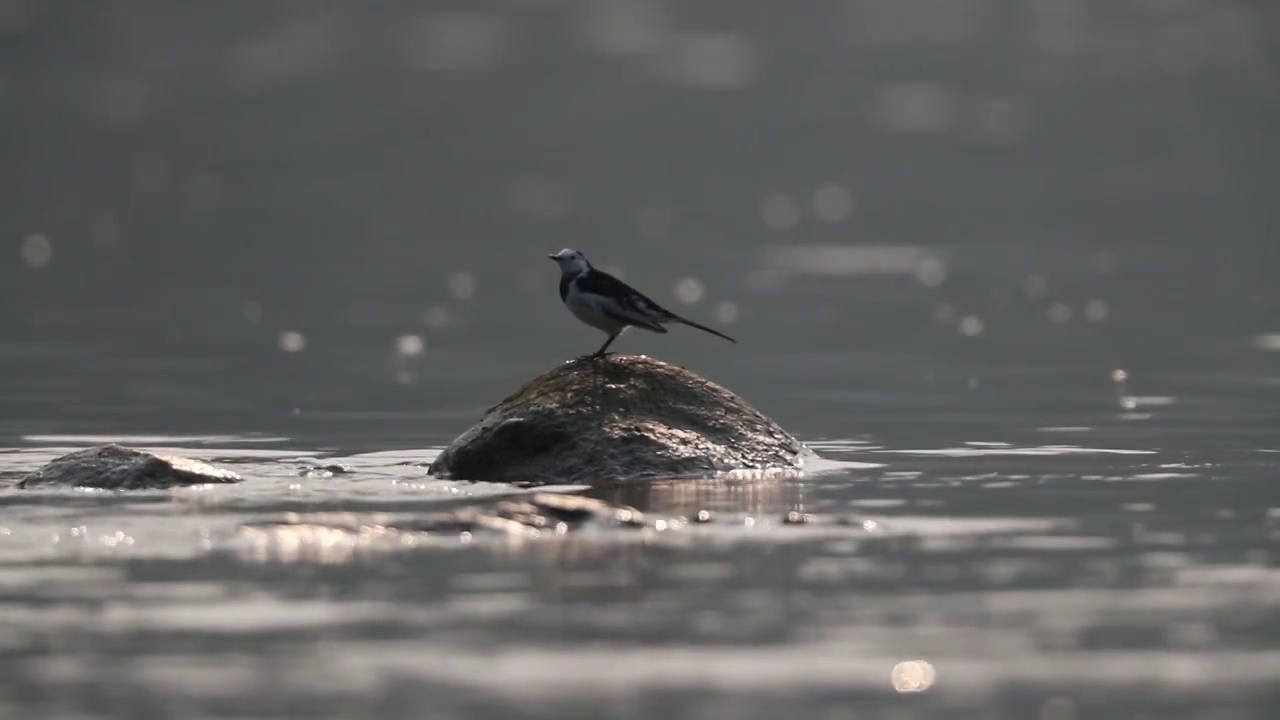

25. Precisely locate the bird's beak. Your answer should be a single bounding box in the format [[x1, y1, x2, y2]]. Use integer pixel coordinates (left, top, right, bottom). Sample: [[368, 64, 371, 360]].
[[547, 254, 557, 260]]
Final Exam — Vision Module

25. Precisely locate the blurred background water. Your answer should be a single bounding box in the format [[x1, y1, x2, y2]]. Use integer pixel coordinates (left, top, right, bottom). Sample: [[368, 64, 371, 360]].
[[1, 1, 1279, 718]]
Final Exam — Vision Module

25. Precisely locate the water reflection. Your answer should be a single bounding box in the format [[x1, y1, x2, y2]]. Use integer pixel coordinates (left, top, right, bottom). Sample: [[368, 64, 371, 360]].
[[589, 476, 803, 517]]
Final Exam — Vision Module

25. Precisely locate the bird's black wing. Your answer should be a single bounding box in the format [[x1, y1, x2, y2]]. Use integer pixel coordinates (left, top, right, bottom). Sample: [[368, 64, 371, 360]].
[[577, 269, 672, 315], [576, 269, 673, 332], [584, 270, 736, 343]]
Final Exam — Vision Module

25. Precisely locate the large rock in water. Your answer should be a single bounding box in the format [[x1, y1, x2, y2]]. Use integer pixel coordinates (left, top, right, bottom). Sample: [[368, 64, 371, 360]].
[[428, 354, 812, 483], [17, 444, 243, 490]]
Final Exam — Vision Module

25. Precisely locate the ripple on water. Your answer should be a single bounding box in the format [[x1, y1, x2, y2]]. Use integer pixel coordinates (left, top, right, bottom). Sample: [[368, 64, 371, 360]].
[[18, 434, 292, 445], [0, 423, 1275, 717], [872, 445, 1158, 457]]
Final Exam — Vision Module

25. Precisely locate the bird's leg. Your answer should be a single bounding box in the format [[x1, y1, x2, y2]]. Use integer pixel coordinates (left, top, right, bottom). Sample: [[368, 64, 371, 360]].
[[586, 333, 620, 404], [590, 333, 618, 358]]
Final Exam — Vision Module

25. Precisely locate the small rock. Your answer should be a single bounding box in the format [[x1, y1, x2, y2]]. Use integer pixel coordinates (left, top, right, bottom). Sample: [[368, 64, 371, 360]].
[[492, 500, 554, 529], [389, 509, 546, 538], [292, 458, 353, 477], [527, 492, 646, 527], [17, 444, 242, 490], [299, 465, 353, 478]]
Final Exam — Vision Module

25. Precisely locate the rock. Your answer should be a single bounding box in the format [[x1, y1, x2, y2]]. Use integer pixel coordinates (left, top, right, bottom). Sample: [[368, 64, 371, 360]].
[[292, 458, 354, 478], [494, 492, 647, 528], [782, 510, 818, 525], [17, 444, 243, 490], [234, 491, 885, 559], [428, 354, 812, 483]]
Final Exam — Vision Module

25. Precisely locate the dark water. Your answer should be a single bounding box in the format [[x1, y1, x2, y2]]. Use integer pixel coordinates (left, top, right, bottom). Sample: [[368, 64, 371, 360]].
[[3, 2, 1280, 718]]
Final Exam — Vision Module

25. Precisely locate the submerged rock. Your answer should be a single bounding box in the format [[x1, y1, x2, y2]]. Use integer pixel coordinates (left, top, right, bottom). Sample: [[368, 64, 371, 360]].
[[236, 492, 885, 560], [428, 354, 812, 483], [17, 444, 243, 490]]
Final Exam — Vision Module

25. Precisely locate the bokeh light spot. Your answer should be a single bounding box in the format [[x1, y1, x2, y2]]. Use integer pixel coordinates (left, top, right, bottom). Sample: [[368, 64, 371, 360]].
[[890, 660, 936, 693], [396, 334, 425, 357], [915, 257, 948, 288], [1024, 274, 1048, 299], [713, 301, 738, 324], [20, 234, 53, 269], [448, 271, 477, 300], [1253, 333, 1280, 352], [812, 182, 854, 224], [760, 193, 800, 232], [674, 277, 705, 305], [278, 331, 307, 353], [424, 306, 452, 330]]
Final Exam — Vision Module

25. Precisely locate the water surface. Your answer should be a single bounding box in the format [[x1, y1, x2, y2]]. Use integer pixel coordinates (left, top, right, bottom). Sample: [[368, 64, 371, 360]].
[[2, 298, 1278, 718], [3, 2, 1279, 717]]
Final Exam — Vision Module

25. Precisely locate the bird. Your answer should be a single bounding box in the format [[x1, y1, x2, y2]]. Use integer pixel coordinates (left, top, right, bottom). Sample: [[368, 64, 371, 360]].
[[548, 248, 738, 358]]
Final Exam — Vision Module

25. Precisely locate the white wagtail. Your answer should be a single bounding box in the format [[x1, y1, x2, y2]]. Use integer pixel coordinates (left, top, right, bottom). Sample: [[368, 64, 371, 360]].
[[548, 248, 738, 357]]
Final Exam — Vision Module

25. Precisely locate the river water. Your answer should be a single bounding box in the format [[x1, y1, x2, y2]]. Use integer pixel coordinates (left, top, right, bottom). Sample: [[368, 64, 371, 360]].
[[3, 2, 1279, 718], [2, 239, 1278, 718]]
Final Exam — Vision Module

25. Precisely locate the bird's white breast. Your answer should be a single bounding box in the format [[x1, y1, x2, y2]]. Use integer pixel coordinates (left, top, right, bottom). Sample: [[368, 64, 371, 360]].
[[564, 279, 626, 333]]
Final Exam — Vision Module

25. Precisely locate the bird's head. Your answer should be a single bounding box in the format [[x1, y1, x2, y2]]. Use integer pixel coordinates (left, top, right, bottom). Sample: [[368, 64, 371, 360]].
[[547, 248, 591, 275]]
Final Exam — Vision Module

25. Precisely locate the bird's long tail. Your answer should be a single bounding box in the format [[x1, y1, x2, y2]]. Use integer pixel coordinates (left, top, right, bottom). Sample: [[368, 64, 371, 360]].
[[672, 315, 737, 344]]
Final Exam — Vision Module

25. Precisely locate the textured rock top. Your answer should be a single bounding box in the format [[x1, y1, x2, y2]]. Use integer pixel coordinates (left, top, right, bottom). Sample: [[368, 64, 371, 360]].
[[428, 354, 810, 484]]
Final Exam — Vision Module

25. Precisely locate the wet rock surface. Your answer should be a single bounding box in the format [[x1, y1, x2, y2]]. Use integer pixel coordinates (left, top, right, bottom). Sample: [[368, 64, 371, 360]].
[[292, 458, 355, 478], [241, 493, 653, 542], [16, 444, 243, 490], [428, 354, 812, 484], [237, 491, 882, 553]]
